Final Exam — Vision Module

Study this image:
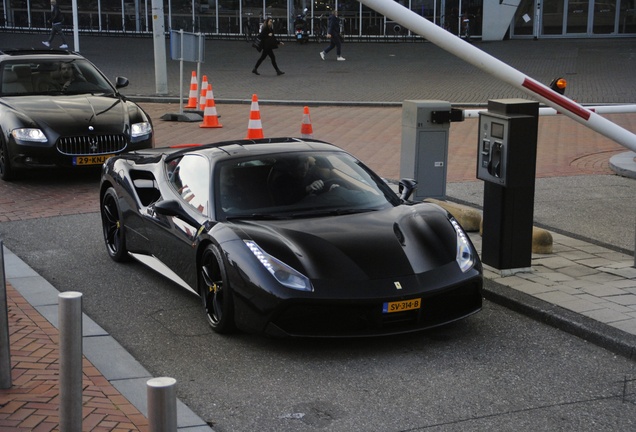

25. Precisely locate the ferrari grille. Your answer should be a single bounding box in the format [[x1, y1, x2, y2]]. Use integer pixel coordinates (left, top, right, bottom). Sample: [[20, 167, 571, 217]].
[[57, 135, 127, 156]]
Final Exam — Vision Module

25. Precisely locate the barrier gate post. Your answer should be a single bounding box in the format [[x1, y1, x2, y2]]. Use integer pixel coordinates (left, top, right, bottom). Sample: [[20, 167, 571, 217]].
[[401, 100, 463, 200]]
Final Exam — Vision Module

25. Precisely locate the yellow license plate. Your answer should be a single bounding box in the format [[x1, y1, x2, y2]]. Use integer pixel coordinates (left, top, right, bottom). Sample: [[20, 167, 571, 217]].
[[382, 298, 421, 314], [73, 154, 114, 166]]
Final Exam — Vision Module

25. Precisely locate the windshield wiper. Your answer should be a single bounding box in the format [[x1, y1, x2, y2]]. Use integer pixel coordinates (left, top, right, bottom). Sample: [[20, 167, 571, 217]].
[[225, 213, 290, 221]]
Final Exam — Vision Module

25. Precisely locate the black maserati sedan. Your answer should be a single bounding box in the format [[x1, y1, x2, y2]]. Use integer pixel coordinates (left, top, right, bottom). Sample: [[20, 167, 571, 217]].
[[0, 49, 153, 181], [100, 138, 483, 338]]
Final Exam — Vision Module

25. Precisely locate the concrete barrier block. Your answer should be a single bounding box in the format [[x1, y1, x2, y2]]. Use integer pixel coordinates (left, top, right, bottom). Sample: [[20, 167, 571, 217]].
[[424, 198, 482, 232], [425, 198, 554, 254], [532, 227, 553, 254]]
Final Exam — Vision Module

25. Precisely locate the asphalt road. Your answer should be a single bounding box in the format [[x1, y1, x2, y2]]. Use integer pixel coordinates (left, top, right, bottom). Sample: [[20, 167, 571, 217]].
[[2, 190, 636, 431], [1, 34, 635, 430]]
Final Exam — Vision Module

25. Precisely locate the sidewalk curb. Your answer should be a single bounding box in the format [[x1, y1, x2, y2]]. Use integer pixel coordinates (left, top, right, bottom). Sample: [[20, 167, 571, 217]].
[[483, 280, 636, 360]]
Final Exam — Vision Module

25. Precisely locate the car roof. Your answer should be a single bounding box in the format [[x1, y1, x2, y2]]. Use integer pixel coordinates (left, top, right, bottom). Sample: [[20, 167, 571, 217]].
[[165, 137, 344, 162], [0, 49, 85, 62]]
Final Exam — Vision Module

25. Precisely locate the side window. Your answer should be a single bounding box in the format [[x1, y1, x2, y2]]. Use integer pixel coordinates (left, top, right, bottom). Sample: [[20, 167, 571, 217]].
[[168, 155, 210, 215]]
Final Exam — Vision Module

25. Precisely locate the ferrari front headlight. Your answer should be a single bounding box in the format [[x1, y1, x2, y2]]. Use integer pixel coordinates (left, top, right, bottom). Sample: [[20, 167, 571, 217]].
[[244, 240, 314, 291], [450, 218, 475, 273], [131, 121, 152, 141], [244, 240, 313, 292], [12, 128, 47, 142]]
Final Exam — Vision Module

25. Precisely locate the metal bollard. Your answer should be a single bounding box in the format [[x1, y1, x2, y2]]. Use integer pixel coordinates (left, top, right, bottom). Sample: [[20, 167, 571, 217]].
[[147, 377, 178, 432], [1, 240, 12, 389], [59, 291, 83, 432]]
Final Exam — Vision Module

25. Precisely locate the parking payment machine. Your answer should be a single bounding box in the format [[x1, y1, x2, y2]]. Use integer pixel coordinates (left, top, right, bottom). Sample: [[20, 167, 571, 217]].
[[478, 99, 539, 271]]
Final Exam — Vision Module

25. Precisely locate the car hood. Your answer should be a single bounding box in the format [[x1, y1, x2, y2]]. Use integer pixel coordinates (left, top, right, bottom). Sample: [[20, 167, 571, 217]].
[[232, 204, 458, 281], [7, 94, 130, 134]]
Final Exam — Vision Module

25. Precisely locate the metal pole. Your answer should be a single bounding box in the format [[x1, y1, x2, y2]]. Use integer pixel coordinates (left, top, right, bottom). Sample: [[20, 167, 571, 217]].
[[59, 292, 83, 432], [71, 0, 80, 51], [0, 240, 12, 389], [147, 377, 178, 432], [152, 0, 169, 95], [179, 29, 184, 114], [197, 33, 202, 96], [356, 0, 636, 153]]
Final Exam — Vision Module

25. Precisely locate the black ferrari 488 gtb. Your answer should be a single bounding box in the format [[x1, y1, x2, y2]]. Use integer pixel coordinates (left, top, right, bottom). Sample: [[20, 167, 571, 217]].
[[100, 138, 482, 337]]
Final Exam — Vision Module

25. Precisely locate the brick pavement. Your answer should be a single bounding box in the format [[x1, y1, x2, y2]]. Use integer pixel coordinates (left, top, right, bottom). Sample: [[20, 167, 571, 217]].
[[1, 283, 148, 432], [0, 103, 632, 222]]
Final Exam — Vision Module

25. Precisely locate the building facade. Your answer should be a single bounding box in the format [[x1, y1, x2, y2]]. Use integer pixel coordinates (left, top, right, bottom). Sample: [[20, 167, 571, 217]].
[[1, 0, 634, 40]]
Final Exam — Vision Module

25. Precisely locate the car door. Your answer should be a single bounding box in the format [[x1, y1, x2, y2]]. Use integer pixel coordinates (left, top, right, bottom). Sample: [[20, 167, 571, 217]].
[[145, 154, 211, 287]]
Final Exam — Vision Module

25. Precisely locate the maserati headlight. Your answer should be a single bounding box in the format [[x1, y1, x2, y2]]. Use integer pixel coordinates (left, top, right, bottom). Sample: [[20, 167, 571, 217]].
[[12, 128, 47, 142], [450, 218, 475, 273], [244, 240, 313, 291], [131, 121, 152, 141]]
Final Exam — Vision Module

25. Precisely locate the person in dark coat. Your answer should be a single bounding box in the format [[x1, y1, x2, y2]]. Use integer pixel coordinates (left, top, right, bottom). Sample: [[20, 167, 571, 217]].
[[319, 10, 345, 61], [42, 0, 68, 49], [252, 18, 285, 76]]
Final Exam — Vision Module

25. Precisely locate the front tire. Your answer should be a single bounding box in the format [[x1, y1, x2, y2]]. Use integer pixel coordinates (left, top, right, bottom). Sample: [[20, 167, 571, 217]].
[[199, 244, 235, 334], [101, 187, 130, 262]]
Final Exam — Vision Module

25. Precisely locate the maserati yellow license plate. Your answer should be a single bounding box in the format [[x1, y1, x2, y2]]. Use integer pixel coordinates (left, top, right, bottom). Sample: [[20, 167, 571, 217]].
[[74, 155, 113, 166], [382, 298, 421, 314]]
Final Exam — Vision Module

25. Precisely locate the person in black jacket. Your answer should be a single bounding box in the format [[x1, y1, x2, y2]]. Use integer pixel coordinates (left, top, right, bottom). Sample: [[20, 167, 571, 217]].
[[252, 18, 285, 76], [319, 10, 345, 61], [42, 0, 68, 49]]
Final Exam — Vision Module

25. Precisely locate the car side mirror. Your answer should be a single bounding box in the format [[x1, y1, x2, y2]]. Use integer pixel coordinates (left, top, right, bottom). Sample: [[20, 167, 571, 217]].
[[115, 76, 129, 89], [398, 178, 417, 201], [154, 200, 199, 227]]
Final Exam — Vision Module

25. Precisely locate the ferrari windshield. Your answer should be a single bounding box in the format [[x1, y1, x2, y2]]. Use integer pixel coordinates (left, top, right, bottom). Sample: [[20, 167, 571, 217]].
[[216, 151, 400, 219], [0, 59, 115, 96]]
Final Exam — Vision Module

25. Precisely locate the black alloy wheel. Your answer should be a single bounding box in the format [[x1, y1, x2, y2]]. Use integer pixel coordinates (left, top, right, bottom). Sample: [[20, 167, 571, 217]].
[[199, 244, 235, 333], [101, 187, 130, 262]]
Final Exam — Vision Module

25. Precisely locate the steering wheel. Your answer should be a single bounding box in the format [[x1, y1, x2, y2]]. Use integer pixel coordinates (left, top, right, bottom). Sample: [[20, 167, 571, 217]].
[[317, 179, 342, 194]]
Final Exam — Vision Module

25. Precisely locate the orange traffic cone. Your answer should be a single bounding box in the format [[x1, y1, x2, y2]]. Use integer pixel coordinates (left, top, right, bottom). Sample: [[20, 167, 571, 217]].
[[301, 106, 313, 138], [200, 84, 222, 128], [184, 71, 198, 109], [198, 75, 209, 111], [246, 94, 264, 139]]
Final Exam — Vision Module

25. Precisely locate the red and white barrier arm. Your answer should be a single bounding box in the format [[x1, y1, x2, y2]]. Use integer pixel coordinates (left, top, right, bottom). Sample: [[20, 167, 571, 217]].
[[357, 0, 636, 153], [463, 105, 636, 119]]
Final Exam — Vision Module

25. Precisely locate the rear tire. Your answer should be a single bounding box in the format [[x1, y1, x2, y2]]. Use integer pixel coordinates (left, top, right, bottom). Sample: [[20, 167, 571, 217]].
[[199, 244, 235, 334], [101, 187, 130, 262], [0, 138, 16, 181]]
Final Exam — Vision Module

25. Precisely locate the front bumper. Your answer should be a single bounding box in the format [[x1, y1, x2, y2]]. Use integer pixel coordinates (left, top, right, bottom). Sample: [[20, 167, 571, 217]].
[[8, 135, 153, 169]]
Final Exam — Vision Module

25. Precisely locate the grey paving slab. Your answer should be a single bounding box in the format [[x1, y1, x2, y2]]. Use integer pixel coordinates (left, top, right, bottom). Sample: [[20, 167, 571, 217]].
[[35, 304, 109, 337], [82, 335, 153, 381]]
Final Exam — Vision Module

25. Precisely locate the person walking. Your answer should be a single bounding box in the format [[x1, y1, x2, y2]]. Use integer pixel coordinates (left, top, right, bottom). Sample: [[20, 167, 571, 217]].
[[319, 10, 345, 61], [252, 18, 285, 76], [42, 0, 68, 49]]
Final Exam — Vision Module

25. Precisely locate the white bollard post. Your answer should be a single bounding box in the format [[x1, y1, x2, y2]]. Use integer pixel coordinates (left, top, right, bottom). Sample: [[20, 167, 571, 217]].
[[147, 377, 178, 432], [59, 291, 83, 432], [0, 240, 12, 389]]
